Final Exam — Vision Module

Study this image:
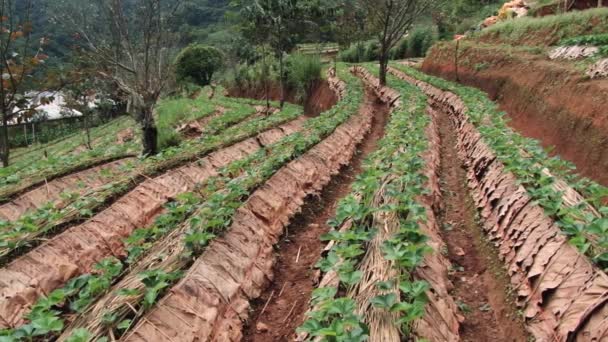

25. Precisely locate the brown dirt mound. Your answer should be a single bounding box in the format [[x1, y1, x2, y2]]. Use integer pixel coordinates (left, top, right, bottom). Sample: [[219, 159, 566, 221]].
[[422, 44, 608, 187], [122, 91, 373, 342], [0, 158, 135, 222], [393, 68, 608, 341], [0, 117, 308, 329]]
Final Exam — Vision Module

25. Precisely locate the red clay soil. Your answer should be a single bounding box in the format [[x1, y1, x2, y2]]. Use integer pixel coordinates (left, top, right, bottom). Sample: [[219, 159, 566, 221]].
[[533, 0, 608, 17], [0, 157, 135, 222], [122, 84, 372, 342], [227, 79, 338, 117], [433, 105, 527, 342], [422, 44, 608, 186], [0, 117, 308, 329], [242, 90, 389, 342], [396, 69, 608, 341]]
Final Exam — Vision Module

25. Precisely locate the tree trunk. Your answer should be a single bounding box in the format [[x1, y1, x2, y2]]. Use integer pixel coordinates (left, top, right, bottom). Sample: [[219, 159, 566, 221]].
[[140, 106, 158, 157], [279, 51, 285, 109], [379, 53, 389, 86], [82, 95, 92, 150], [0, 110, 9, 167], [263, 45, 270, 111], [455, 39, 460, 82], [84, 111, 92, 150]]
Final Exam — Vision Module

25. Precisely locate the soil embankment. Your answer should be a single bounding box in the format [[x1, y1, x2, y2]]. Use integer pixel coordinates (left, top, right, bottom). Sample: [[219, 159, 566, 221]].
[[422, 43, 608, 186], [227, 79, 338, 117]]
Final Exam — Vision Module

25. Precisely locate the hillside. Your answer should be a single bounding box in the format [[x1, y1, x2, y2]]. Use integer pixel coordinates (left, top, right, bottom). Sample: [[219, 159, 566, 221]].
[[0, 2, 607, 342]]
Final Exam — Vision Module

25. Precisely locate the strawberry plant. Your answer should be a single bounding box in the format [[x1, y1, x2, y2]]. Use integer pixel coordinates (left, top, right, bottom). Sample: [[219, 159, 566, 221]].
[[391, 63, 608, 270], [300, 67, 434, 340]]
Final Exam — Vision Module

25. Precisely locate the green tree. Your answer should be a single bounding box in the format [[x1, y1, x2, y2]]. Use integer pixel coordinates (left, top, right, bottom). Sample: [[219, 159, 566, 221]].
[[174, 44, 223, 87], [360, 0, 430, 85], [238, 0, 329, 108]]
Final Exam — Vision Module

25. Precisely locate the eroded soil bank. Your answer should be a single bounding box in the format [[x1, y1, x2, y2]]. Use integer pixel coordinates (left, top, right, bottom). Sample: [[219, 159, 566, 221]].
[[422, 44, 608, 186], [433, 103, 528, 342], [242, 89, 390, 342], [227, 79, 338, 117]]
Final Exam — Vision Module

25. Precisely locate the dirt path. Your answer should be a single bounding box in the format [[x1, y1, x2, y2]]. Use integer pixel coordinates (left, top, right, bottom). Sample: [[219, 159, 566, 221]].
[[242, 90, 390, 342], [433, 104, 527, 342]]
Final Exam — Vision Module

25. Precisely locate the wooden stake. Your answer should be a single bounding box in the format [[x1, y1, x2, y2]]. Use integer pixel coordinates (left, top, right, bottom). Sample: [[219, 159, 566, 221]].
[[295, 246, 302, 263], [282, 300, 299, 323], [278, 282, 288, 297], [260, 290, 275, 315]]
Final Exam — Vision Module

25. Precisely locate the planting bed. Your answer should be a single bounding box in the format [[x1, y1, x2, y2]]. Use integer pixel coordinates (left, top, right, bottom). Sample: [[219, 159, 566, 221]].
[[0, 115, 307, 330], [0, 98, 302, 265], [0, 65, 363, 341], [389, 65, 608, 341], [119, 67, 364, 342], [0, 158, 135, 222]]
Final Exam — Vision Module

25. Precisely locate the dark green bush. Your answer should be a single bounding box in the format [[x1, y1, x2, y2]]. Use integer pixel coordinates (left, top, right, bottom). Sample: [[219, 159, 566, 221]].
[[174, 44, 224, 87]]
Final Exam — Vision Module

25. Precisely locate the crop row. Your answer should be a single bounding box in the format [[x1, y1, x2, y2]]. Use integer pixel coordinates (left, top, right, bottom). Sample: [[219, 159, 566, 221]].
[[297, 66, 449, 341], [0, 88, 271, 201], [0, 64, 362, 341], [390, 64, 608, 270], [0, 98, 302, 262], [390, 64, 608, 340], [117, 64, 363, 341]]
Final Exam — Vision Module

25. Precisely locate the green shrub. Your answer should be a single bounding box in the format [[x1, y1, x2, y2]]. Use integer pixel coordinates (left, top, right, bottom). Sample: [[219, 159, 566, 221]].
[[174, 44, 224, 87], [561, 33, 608, 46], [390, 26, 438, 59], [286, 53, 323, 101], [338, 41, 379, 63]]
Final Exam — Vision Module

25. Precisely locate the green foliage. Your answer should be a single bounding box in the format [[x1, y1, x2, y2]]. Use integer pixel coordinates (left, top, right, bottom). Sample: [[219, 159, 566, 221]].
[[300, 65, 433, 339], [174, 44, 224, 87], [139, 270, 183, 310], [392, 63, 608, 270], [391, 26, 438, 59], [155, 92, 216, 149], [561, 33, 608, 46], [477, 7, 608, 46], [338, 41, 378, 63], [286, 53, 323, 101]]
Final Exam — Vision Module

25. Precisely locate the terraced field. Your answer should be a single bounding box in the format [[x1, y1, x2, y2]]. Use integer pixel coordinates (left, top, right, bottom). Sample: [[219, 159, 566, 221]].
[[0, 62, 606, 342]]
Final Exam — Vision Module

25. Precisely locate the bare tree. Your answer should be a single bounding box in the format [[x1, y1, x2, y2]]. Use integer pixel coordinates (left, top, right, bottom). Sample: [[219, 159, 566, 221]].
[[0, 0, 55, 167], [56, 0, 182, 156], [361, 0, 429, 85]]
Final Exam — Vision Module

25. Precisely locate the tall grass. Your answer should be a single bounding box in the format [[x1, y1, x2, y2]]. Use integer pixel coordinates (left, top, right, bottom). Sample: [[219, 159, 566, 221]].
[[477, 8, 608, 46], [286, 53, 323, 102], [155, 91, 216, 149]]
